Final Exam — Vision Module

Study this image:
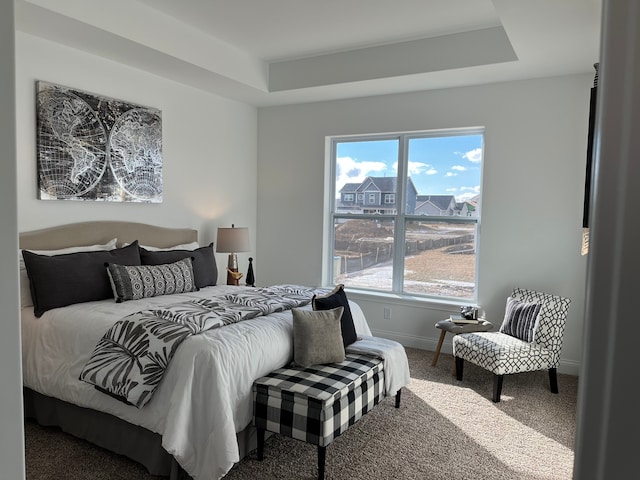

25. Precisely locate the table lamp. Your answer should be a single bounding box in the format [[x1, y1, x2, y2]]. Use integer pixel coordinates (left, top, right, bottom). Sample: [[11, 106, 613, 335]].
[[216, 224, 250, 285]]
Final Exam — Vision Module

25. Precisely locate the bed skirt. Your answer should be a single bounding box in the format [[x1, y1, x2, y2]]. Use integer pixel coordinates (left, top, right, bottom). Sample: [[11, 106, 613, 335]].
[[23, 388, 262, 479]]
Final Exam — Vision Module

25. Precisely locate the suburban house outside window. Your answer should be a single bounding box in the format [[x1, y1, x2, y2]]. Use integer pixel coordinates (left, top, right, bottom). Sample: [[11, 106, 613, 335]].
[[326, 129, 483, 301]]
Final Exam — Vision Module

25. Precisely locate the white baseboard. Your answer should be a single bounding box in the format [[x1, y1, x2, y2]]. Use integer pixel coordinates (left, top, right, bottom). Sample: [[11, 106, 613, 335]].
[[559, 359, 580, 376], [369, 327, 438, 351]]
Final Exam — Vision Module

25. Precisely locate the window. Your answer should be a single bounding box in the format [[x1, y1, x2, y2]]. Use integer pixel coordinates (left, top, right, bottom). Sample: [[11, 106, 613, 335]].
[[326, 129, 483, 301], [343, 193, 354, 202]]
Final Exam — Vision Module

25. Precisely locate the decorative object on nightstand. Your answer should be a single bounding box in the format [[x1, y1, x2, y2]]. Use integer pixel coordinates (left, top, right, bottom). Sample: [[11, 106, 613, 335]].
[[246, 257, 255, 287], [447, 305, 481, 326], [459, 305, 479, 321], [216, 224, 250, 286]]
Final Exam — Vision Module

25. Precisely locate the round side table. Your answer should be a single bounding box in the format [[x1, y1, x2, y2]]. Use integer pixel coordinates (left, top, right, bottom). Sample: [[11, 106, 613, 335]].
[[431, 319, 493, 367]]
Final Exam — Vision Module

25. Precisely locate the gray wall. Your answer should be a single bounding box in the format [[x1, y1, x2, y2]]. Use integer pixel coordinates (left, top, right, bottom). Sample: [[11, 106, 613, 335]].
[[0, 1, 25, 478], [257, 74, 591, 374], [574, 0, 640, 476]]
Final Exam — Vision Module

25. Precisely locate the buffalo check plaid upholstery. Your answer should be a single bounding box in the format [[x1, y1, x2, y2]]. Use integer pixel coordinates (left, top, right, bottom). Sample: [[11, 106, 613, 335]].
[[253, 354, 385, 447]]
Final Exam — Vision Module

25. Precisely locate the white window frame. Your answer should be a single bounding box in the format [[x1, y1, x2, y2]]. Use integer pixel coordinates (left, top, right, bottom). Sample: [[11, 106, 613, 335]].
[[324, 128, 483, 302]]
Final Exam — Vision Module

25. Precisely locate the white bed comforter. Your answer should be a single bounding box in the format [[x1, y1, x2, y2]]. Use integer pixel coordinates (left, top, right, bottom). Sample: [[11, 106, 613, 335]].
[[21, 285, 375, 480]]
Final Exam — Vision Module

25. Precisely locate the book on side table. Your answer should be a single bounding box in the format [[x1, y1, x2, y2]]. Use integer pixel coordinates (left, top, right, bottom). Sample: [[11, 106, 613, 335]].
[[450, 314, 480, 324]]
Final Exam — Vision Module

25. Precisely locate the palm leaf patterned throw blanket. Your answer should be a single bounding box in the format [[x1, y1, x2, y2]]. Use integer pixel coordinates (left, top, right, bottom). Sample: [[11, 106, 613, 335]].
[[79, 285, 326, 408]]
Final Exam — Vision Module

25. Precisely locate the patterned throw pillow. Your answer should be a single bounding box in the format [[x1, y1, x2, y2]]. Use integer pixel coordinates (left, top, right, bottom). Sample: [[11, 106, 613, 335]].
[[311, 284, 358, 347], [292, 307, 346, 367], [106, 257, 198, 302], [499, 296, 542, 342]]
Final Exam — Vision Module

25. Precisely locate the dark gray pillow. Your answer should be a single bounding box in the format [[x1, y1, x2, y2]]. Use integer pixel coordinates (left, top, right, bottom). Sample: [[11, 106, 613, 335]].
[[292, 307, 346, 367], [311, 284, 358, 347], [22, 241, 141, 317], [139, 243, 217, 288], [106, 258, 198, 302]]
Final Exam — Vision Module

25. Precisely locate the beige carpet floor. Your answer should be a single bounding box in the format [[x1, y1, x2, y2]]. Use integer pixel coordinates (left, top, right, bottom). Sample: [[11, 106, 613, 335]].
[[25, 347, 577, 479]]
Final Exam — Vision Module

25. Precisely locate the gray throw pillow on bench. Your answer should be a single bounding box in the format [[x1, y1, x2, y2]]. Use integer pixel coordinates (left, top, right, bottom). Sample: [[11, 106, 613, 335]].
[[292, 307, 346, 368]]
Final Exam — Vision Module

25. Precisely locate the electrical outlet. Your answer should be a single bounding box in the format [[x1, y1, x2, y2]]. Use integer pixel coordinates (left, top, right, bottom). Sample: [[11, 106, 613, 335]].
[[383, 307, 391, 320]]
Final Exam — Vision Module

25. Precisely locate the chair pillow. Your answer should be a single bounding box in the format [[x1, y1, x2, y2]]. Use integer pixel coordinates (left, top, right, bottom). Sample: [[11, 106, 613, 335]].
[[139, 243, 217, 288], [499, 296, 542, 342], [292, 307, 346, 367], [311, 284, 358, 347], [22, 241, 141, 317], [106, 257, 198, 302]]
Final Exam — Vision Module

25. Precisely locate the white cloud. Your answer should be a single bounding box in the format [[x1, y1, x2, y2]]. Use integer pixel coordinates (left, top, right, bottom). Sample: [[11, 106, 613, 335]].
[[457, 191, 480, 202], [445, 172, 457, 177], [452, 165, 466, 171], [452, 186, 480, 202], [336, 156, 387, 193], [463, 148, 482, 163], [408, 161, 434, 175]]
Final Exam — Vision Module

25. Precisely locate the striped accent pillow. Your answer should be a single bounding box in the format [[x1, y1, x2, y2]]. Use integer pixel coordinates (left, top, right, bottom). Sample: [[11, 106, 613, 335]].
[[106, 257, 198, 302], [499, 296, 542, 342]]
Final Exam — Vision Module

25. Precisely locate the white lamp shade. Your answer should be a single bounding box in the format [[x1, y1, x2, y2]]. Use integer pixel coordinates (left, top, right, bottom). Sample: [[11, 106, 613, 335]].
[[216, 226, 250, 253]]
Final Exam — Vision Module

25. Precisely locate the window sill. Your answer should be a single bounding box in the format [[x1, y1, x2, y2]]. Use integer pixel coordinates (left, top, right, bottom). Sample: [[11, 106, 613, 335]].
[[342, 287, 478, 310]]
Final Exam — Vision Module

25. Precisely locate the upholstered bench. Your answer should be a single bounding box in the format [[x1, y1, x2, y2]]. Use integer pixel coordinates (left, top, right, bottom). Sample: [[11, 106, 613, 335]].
[[253, 353, 401, 480]]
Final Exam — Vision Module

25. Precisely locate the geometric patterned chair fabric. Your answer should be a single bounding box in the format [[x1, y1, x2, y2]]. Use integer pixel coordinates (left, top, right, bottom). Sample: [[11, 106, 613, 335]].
[[452, 287, 571, 402]]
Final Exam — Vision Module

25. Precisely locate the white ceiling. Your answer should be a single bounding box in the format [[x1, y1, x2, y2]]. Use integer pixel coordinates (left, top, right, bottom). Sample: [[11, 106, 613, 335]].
[[16, 0, 602, 107], [135, 0, 503, 62]]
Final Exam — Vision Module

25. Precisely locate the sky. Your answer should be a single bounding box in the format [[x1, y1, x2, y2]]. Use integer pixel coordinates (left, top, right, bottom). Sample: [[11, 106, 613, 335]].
[[336, 134, 482, 202]]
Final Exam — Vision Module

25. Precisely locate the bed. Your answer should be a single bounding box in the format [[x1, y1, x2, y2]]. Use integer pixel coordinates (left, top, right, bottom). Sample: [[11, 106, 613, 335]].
[[19, 221, 405, 480]]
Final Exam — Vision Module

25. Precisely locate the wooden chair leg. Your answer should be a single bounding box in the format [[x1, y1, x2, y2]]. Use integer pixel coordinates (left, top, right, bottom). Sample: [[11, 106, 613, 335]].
[[256, 427, 265, 461], [432, 330, 447, 366], [317, 445, 326, 480], [493, 374, 504, 403], [455, 357, 464, 380], [549, 367, 559, 394]]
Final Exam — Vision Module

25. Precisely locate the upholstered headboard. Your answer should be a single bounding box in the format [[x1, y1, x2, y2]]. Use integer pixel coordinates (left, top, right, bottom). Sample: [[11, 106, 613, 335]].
[[19, 221, 198, 250]]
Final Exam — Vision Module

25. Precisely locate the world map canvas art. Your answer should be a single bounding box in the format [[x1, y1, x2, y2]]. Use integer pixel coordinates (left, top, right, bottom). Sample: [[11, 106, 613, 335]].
[[36, 81, 163, 203]]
